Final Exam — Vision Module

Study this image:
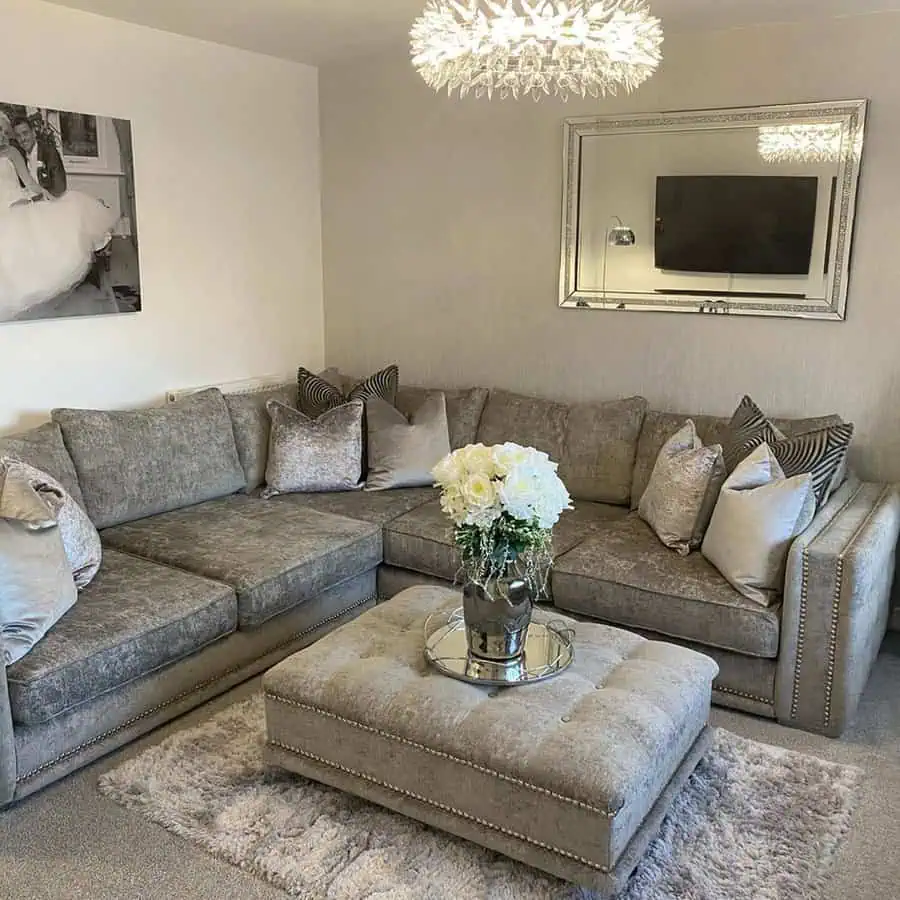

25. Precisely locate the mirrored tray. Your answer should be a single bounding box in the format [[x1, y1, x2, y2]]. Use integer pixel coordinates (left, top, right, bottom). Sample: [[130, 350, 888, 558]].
[[424, 607, 575, 687]]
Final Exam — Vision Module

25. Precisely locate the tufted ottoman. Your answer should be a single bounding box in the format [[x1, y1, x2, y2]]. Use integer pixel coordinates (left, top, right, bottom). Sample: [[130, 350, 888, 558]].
[[263, 585, 719, 895]]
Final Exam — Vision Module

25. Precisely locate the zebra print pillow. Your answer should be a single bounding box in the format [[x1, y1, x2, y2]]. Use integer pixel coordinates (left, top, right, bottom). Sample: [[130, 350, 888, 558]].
[[722, 395, 785, 473], [771, 423, 855, 508], [297, 365, 399, 419]]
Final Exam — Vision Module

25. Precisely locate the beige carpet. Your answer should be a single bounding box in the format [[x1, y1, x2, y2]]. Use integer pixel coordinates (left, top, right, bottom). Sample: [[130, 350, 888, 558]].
[[97, 695, 860, 900]]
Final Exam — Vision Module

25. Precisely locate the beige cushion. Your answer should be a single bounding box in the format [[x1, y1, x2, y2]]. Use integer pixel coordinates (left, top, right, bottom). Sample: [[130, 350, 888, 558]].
[[559, 397, 647, 506], [638, 421, 726, 556], [263, 400, 363, 496], [702, 444, 816, 607], [1, 457, 101, 590], [365, 394, 450, 492], [0, 467, 78, 665]]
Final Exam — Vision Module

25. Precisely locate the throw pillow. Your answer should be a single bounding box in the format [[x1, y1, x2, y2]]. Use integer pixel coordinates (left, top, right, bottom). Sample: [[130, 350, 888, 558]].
[[0, 467, 78, 665], [297, 365, 399, 418], [721, 396, 785, 473], [263, 400, 363, 496], [770, 423, 855, 508], [702, 443, 817, 607], [638, 420, 727, 556], [1, 457, 101, 589], [365, 393, 451, 491], [394, 385, 489, 450]]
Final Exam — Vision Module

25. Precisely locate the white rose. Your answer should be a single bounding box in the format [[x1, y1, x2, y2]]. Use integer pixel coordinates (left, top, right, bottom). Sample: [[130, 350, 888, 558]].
[[462, 472, 497, 510], [432, 451, 465, 488], [460, 443, 496, 478], [492, 442, 530, 476]]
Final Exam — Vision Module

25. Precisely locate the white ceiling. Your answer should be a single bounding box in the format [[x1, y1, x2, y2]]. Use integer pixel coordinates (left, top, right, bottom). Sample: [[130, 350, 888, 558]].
[[44, 0, 900, 66]]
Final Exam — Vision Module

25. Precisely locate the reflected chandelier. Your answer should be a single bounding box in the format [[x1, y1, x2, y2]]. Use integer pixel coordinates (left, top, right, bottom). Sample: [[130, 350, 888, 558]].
[[410, 1, 664, 101], [757, 123, 854, 165]]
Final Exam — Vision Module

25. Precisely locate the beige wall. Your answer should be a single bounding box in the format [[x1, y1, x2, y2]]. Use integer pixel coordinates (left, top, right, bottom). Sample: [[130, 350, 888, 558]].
[[321, 12, 900, 483], [0, 0, 323, 430]]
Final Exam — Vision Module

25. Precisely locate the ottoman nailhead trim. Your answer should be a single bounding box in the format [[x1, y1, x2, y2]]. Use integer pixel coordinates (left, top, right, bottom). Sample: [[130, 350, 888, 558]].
[[265, 692, 621, 817], [789, 484, 864, 723], [15, 594, 376, 785], [714, 685, 773, 707], [267, 738, 612, 875]]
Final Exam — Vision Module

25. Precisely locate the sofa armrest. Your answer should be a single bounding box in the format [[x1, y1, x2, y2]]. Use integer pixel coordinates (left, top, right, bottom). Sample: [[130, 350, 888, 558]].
[[776, 478, 900, 736], [0, 662, 15, 805]]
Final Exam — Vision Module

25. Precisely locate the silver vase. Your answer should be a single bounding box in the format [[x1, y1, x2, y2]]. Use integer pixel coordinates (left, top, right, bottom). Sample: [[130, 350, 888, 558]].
[[462, 567, 533, 664]]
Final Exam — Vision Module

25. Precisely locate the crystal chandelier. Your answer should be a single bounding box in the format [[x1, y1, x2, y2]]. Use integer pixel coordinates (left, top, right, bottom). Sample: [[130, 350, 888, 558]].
[[757, 123, 856, 165], [410, 1, 664, 101]]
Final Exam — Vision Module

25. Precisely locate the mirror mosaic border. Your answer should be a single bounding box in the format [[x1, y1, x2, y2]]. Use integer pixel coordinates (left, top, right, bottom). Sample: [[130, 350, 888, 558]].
[[559, 100, 868, 320]]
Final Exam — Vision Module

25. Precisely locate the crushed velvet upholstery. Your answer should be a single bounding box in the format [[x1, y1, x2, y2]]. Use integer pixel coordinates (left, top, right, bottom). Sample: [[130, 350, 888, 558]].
[[476, 390, 569, 461], [224, 383, 297, 492], [264, 586, 718, 887], [552, 515, 782, 659], [778, 478, 900, 736], [101, 496, 381, 630], [394, 386, 489, 450], [559, 396, 648, 506], [6, 549, 236, 726], [275, 486, 437, 526], [384, 498, 627, 583], [0, 665, 13, 806], [0, 422, 85, 509], [11, 573, 376, 806], [630, 410, 845, 511], [52, 389, 246, 528]]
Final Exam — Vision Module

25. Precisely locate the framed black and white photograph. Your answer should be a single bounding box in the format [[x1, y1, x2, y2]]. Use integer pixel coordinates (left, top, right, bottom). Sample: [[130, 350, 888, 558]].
[[0, 100, 141, 324]]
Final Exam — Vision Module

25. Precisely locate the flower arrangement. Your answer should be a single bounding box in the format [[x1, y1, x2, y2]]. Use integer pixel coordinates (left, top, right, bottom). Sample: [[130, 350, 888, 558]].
[[432, 443, 572, 599]]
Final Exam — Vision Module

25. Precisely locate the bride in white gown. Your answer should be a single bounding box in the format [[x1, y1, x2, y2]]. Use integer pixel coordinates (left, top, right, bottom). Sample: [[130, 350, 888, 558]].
[[0, 119, 118, 320]]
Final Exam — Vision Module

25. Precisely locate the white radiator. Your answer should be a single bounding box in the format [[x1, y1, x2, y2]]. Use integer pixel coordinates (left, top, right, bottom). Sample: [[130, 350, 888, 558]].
[[166, 374, 294, 404]]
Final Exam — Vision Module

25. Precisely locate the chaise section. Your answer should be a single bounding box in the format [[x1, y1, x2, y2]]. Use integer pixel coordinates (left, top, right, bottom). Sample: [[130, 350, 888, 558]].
[[6, 549, 236, 726], [553, 515, 781, 659], [777, 478, 900, 736], [101, 495, 382, 629], [274, 487, 437, 526], [384, 499, 627, 582]]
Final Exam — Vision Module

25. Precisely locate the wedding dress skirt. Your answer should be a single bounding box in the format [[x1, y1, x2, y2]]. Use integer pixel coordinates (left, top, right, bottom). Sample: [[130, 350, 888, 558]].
[[0, 163, 118, 319]]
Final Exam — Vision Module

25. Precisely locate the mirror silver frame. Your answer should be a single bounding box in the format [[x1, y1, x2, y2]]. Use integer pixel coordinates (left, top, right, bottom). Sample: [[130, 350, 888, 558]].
[[559, 100, 868, 320]]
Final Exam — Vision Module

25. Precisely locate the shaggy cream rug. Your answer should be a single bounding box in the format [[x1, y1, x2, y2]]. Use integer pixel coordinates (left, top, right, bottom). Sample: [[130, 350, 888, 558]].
[[99, 696, 860, 900]]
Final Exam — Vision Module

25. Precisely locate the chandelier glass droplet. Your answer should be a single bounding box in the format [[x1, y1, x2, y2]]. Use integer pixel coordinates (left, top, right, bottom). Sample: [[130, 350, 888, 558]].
[[410, 0, 664, 101]]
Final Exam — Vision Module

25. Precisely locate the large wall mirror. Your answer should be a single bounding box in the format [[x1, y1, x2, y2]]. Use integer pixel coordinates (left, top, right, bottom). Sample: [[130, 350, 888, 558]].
[[559, 100, 867, 320]]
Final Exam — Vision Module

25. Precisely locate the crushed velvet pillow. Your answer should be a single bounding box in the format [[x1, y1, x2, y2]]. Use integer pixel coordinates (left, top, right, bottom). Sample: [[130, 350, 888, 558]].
[[0, 467, 78, 665], [638, 420, 726, 556], [263, 400, 363, 496], [1, 457, 101, 589]]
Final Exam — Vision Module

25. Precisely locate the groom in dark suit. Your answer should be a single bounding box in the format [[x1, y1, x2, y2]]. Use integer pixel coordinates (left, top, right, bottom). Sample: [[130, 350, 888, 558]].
[[12, 117, 67, 197]]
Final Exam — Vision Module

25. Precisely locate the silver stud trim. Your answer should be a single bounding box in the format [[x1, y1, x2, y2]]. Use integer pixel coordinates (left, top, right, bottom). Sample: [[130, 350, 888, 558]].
[[265, 691, 621, 817], [267, 737, 612, 874], [15, 594, 376, 786], [714, 685, 773, 707]]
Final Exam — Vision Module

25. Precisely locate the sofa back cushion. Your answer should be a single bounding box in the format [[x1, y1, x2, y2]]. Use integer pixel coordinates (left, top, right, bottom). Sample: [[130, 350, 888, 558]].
[[395, 386, 488, 450], [631, 409, 846, 510], [0, 422, 85, 509], [53, 389, 245, 528], [559, 397, 647, 505], [224, 383, 297, 492], [475, 390, 569, 462]]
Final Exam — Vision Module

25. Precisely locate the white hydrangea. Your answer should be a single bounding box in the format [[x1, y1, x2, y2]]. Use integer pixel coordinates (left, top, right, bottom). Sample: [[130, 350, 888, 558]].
[[432, 442, 571, 530]]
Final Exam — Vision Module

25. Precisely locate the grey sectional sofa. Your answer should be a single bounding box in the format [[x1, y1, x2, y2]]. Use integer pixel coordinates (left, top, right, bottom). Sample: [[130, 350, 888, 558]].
[[0, 380, 897, 808]]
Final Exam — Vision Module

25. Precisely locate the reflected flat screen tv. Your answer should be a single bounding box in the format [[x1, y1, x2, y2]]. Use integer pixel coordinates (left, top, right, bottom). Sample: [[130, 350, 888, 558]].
[[654, 175, 819, 276]]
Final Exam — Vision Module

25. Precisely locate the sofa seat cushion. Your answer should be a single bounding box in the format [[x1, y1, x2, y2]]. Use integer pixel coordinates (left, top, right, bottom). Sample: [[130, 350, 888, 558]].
[[101, 496, 382, 630], [552, 515, 781, 659], [6, 548, 236, 726], [384, 499, 627, 582], [274, 487, 438, 526]]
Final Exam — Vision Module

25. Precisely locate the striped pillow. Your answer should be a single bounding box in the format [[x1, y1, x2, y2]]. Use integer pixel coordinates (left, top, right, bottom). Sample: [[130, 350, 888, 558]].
[[297, 365, 399, 419], [722, 396, 785, 473], [771, 423, 855, 508]]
